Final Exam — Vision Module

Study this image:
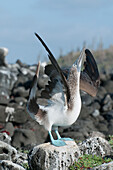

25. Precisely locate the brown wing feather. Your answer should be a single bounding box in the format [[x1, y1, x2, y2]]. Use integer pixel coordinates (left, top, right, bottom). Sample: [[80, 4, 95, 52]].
[[80, 49, 100, 96], [43, 49, 100, 97], [27, 62, 47, 123], [35, 33, 70, 102]]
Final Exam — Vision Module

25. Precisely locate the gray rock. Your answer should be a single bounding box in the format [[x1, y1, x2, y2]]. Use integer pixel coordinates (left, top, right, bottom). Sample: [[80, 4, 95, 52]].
[[0, 67, 17, 100], [93, 161, 113, 170], [14, 151, 28, 168], [103, 80, 113, 93], [96, 121, 108, 133], [79, 137, 112, 157], [3, 122, 15, 137], [0, 106, 11, 123], [28, 141, 80, 170], [0, 95, 9, 105], [20, 67, 35, 76], [102, 94, 113, 112], [88, 131, 105, 139], [81, 93, 93, 106], [108, 119, 113, 135], [0, 160, 25, 170], [12, 129, 36, 148], [90, 102, 101, 110], [14, 97, 27, 106], [0, 141, 17, 161], [79, 105, 94, 119], [37, 74, 49, 88], [102, 110, 113, 121], [4, 106, 28, 124], [0, 132, 11, 144], [22, 118, 48, 145], [13, 87, 29, 98], [0, 47, 8, 66], [9, 106, 28, 124], [96, 86, 107, 100], [63, 118, 98, 141], [91, 109, 100, 117]]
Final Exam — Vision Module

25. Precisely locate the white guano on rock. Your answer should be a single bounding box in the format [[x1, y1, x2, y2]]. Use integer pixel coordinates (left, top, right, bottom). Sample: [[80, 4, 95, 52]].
[[28, 141, 80, 170]]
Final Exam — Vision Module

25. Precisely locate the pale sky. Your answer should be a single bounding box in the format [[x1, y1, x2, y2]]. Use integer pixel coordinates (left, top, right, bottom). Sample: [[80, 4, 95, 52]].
[[0, 0, 113, 65]]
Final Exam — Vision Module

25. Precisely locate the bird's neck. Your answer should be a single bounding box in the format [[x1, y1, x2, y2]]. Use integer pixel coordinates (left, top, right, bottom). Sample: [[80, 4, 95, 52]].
[[67, 69, 80, 110]]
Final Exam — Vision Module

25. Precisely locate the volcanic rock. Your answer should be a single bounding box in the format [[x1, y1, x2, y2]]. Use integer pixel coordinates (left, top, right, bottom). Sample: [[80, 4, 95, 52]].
[[0, 47, 8, 66], [0, 132, 11, 144], [103, 80, 113, 93], [28, 141, 80, 170], [12, 129, 36, 148], [102, 94, 113, 112], [0, 160, 25, 170], [0, 140, 17, 161], [79, 137, 113, 157]]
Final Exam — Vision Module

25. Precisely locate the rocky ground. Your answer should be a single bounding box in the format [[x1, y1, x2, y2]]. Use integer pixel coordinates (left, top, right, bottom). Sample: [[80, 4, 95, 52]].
[[0, 47, 113, 169]]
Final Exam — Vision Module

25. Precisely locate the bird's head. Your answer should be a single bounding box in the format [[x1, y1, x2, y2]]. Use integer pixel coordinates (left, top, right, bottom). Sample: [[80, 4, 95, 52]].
[[72, 48, 85, 73]]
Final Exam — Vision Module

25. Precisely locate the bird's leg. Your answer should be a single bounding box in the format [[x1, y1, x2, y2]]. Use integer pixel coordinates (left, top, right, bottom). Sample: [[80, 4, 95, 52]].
[[48, 131, 66, 147], [55, 130, 74, 141], [55, 130, 61, 140]]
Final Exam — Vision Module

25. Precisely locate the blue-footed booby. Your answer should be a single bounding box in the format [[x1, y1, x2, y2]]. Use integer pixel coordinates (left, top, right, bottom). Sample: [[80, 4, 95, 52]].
[[27, 33, 100, 147]]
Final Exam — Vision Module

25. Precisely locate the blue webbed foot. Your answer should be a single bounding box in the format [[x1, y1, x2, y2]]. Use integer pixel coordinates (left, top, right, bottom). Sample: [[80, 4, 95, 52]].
[[60, 137, 74, 141], [49, 131, 66, 147], [51, 139, 66, 147]]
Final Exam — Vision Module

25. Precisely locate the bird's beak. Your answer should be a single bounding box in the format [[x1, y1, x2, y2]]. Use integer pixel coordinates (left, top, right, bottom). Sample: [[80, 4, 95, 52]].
[[73, 48, 85, 72]]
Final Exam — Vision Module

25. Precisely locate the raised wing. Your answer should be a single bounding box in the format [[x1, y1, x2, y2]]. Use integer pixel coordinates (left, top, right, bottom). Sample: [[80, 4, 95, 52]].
[[35, 32, 70, 103], [80, 49, 100, 97], [46, 49, 100, 97]]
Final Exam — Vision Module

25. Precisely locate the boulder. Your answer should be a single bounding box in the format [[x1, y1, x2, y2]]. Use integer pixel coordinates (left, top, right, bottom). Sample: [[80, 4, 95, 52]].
[[12, 129, 36, 148], [0, 160, 25, 170], [93, 161, 113, 170], [88, 131, 105, 139], [0, 67, 17, 99], [10, 107, 28, 124], [22, 118, 48, 145], [79, 105, 94, 119], [91, 109, 100, 117], [0, 132, 11, 144], [13, 86, 29, 98], [28, 141, 80, 170], [103, 80, 113, 93], [96, 86, 107, 101], [2, 122, 15, 137], [0, 106, 8, 123], [37, 74, 49, 88], [81, 93, 93, 106], [0, 47, 8, 66], [5, 106, 28, 124], [102, 94, 113, 112], [0, 141, 17, 161], [14, 151, 28, 168], [79, 137, 113, 157], [108, 119, 113, 135], [14, 97, 27, 106]]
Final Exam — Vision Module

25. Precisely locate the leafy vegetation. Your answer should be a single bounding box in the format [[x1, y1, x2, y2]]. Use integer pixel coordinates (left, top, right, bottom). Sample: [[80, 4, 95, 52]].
[[22, 162, 29, 169], [109, 135, 113, 149], [70, 154, 113, 170]]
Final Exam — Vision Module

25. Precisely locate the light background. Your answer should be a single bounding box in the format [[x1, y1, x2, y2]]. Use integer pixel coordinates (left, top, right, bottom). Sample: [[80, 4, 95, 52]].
[[0, 0, 113, 64]]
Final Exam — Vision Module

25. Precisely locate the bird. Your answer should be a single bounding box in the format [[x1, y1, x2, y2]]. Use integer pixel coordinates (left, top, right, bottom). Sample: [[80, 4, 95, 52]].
[[27, 33, 100, 147]]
